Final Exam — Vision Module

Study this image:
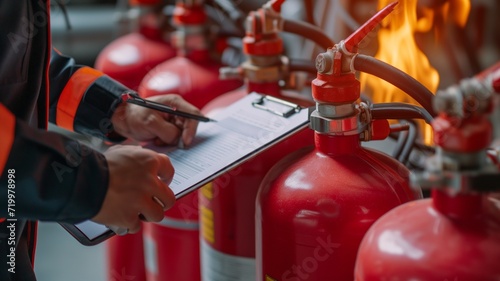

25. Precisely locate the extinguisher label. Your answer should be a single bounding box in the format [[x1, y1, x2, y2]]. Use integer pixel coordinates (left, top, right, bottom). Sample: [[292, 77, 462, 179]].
[[201, 182, 214, 200], [201, 240, 256, 281], [265, 275, 278, 281], [200, 205, 215, 244]]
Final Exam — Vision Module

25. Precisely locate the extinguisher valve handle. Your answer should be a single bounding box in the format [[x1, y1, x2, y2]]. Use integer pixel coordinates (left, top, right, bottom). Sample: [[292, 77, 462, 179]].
[[410, 149, 500, 194]]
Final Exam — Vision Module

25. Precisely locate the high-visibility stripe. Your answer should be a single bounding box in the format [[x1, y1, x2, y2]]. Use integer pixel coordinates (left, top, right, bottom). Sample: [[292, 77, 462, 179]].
[[56, 67, 103, 131], [0, 104, 16, 173]]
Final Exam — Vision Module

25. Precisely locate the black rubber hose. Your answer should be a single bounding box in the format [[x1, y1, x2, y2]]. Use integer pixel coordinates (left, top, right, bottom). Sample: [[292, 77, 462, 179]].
[[371, 103, 434, 124], [399, 120, 418, 163], [289, 59, 318, 74], [389, 132, 435, 153], [55, 0, 72, 30], [204, 3, 245, 37], [282, 18, 335, 50], [392, 126, 408, 160], [212, 0, 247, 35], [353, 54, 436, 117]]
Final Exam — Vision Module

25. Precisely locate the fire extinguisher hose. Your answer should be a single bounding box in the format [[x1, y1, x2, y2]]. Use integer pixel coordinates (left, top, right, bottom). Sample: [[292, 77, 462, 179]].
[[353, 54, 436, 117], [392, 120, 418, 164], [371, 104, 431, 165], [282, 18, 335, 50], [212, 0, 246, 35], [205, 1, 246, 37], [289, 58, 318, 74], [371, 103, 433, 124]]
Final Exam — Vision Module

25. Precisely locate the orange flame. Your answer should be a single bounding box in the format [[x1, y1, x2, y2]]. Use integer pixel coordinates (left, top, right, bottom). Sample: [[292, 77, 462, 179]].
[[445, 0, 471, 27], [360, 0, 470, 144]]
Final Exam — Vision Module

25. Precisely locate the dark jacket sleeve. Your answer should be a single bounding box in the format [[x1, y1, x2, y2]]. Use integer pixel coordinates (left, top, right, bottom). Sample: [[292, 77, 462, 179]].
[[0, 50, 134, 222], [48, 49, 129, 142], [0, 104, 108, 223]]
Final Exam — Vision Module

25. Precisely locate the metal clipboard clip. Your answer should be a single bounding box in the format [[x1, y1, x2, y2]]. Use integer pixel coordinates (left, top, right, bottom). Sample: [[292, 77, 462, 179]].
[[251, 95, 302, 118]]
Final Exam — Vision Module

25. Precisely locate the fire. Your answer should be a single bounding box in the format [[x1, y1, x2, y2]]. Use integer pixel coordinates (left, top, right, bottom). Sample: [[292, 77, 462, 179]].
[[360, 0, 470, 144], [445, 0, 471, 27]]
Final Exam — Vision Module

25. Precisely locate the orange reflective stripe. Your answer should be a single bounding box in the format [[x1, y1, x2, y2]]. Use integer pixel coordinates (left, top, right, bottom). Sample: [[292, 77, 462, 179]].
[[56, 67, 104, 131], [0, 104, 15, 174]]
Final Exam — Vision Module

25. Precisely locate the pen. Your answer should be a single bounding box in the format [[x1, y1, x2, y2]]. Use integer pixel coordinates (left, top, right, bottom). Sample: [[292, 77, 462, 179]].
[[121, 93, 217, 122]]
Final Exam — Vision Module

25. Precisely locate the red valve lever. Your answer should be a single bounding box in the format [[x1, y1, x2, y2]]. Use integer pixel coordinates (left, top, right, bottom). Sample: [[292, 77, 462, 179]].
[[268, 0, 286, 12], [343, 1, 398, 53]]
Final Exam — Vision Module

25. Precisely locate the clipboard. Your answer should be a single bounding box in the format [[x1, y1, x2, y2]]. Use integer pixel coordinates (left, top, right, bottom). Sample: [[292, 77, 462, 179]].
[[62, 92, 310, 245]]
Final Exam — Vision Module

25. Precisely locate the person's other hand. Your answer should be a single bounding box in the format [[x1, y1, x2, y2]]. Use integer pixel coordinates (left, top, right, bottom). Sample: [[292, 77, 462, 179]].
[[111, 94, 200, 146], [91, 145, 176, 234]]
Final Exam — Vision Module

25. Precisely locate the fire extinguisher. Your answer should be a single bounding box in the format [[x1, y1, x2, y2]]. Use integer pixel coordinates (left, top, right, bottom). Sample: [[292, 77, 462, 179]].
[[255, 3, 426, 280], [198, 0, 342, 279], [138, 1, 243, 281], [354, 63, 500, 281], [138, 0, 243, 108], [96, 2, 176, 281], [95, 0, 176, 91]]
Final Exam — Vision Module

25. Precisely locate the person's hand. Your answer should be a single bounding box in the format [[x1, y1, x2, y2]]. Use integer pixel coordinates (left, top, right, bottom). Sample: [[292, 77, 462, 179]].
[[111, 94, 200, 146], [91, 145, 176, 234]]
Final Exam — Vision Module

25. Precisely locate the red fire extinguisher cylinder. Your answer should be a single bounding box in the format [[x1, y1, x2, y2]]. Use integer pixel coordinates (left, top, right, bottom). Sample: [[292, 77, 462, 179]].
[[354, 62, 500, 281], [138, 1, 243, 281], [95, 0, 176, 91], [98, 2, 176, 281], [256, 3, 423, 280], [199, 1, 317, 280]]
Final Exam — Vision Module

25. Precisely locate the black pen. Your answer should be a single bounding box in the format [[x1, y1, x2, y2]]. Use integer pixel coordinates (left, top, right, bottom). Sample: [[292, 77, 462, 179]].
[[121, 93, 217, 122]]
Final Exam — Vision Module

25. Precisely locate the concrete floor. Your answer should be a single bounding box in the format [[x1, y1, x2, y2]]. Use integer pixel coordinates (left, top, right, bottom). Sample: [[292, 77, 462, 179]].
[[34, 222, 106, 281], [33, 126, 108, 281]]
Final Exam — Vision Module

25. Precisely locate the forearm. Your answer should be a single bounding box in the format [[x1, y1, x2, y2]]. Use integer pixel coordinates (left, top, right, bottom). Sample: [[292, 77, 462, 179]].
[[0, 104, 109, 223]]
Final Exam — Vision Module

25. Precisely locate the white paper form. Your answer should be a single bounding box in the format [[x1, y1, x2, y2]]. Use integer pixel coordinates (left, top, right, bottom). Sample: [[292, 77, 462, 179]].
[[62, 93, 309, 245], [147, 92, 310, 198]]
